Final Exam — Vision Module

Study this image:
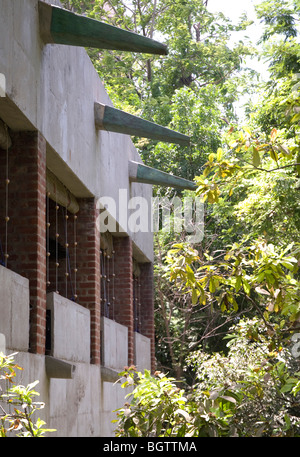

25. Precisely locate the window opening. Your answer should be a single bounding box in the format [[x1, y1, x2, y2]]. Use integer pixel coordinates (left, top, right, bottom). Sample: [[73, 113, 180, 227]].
[[100, 232, 115, 320], [46, 197, 78, 302], [133, 260, 141, 333]]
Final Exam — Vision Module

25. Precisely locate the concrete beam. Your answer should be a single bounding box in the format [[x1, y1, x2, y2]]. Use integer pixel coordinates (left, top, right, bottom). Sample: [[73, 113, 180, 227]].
[[95, 103, 190, 146], [46, 169, 79, 214], [129, 160, 197, 191], [38, 1, 168, 55], [100, 366, 119, 383], [45, 355, 76, 379]]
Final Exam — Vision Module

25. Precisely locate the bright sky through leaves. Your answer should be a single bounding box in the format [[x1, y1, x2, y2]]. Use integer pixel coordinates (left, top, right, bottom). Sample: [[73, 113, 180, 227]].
[[207, 0, 269, 119], [207, 0, 258, 21]]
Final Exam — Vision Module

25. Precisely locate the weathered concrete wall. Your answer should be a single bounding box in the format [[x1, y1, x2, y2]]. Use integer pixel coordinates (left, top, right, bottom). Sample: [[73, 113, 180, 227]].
[[0, 264, 30, 351], [0, 0, 153, 263], [6, 351, 50, 433], [100, 380, 129, 437], [47, 292, 90, 363], [100, 318, 132, 437], [135, 332, 151, 371], [0, 333, 5, 354], [101, 316, 128, 371], [0, 271, 150, 436], [1, 290, 138, 437], [48, 362, 102, 436], [5, 350, 103, 437]]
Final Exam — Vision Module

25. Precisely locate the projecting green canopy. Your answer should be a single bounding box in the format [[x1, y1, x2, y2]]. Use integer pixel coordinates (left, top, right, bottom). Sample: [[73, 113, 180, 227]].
[[38, 1, 168, 55], [129, 161, 197, 191], [95, 103, 190, 146]]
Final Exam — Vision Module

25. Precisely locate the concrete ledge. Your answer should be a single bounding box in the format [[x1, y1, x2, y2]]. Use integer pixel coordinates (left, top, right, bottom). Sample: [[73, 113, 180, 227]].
[[100, 366, 120, 383], [46, 355, 76, 379]]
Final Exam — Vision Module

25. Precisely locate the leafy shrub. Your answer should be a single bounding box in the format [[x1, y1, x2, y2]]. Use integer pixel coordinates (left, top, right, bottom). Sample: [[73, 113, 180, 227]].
[[189, 318, 300, 436], [114, 319, 300, 437], [0, 352, 55, 437]]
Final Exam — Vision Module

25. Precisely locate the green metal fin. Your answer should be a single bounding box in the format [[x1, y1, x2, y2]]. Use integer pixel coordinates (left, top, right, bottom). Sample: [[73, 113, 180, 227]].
[[95, 103, 190, 146], [38, 2, 168, 55], [129, 161, 197, 191]]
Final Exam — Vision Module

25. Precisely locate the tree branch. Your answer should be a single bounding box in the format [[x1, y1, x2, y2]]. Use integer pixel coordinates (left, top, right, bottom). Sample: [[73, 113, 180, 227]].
[[242, 160, 300, 174]]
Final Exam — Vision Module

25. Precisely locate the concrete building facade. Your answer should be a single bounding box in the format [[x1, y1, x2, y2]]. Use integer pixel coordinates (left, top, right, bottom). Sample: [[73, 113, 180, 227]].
[[0, 0, 160, 436]]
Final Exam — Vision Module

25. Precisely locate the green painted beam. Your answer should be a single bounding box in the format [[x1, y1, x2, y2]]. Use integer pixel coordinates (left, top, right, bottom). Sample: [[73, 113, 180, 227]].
[[95, 103, 190, 146], [38, 2, 168, 55], [129, 161, 197, 191]]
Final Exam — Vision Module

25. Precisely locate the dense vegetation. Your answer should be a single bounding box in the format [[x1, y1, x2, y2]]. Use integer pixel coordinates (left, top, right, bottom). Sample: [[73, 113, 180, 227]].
[[63, 0, 300, 436]]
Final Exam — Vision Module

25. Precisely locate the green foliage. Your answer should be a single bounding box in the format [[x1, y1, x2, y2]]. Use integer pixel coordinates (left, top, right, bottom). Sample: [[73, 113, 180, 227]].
[[165, 239, 300, 326], [188, 317, 300, 436], [0, 353, 55, 437], [77, 0, 254, 99], [114, 365, 237, 437], [61, 0, 256, 183], [195, 122, 300, 195], [114, 318, 300, 437], [255, 0, 300, 42], [249, 0, 300, 130], [114, 367, 192, 437], [142, 85, 224, 181]]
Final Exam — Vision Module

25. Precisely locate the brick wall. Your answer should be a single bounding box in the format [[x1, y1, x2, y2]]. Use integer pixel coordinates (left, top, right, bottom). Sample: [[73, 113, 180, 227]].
[[0, 130, 155, 370], [75, 198, 101, 365], [112, 236, 134, 366], [0, 131, 47, 354], [111, 237, 155, 371], [139, 262, 155, 372]]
